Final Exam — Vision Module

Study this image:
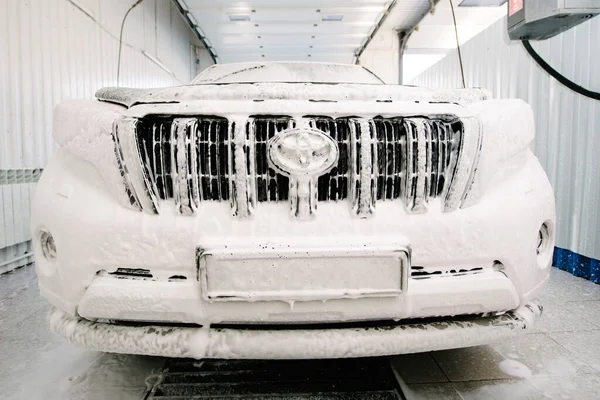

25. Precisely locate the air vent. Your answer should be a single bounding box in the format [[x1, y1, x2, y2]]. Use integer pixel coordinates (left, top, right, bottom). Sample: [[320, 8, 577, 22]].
[[108, 268, 153, 278]]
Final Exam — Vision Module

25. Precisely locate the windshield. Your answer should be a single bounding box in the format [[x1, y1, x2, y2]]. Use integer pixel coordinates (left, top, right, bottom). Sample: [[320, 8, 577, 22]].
[[191, 62, 384, 85]]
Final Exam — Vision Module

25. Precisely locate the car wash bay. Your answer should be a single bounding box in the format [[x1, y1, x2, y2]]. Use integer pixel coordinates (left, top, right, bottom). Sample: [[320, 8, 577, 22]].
[[1, 0, 600, 399]]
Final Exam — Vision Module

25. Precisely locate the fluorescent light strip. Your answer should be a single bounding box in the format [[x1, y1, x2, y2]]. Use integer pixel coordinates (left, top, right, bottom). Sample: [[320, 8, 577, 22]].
[[322, 15, 344, 21], [172, 0, 218, 64], [187, 13, 198, 26], [229, 15, 251, 21]]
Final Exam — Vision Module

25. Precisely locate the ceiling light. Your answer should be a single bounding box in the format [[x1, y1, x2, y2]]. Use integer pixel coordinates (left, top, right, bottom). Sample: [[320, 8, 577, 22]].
[[228, 14, 250, 21], [187, 14, 198, 25], [322, 15, 344, 21], [458, 0, 507, 6]]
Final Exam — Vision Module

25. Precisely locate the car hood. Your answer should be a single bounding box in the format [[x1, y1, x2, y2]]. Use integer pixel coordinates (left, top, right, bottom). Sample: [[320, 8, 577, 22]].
[[95, 83, 490, 108]]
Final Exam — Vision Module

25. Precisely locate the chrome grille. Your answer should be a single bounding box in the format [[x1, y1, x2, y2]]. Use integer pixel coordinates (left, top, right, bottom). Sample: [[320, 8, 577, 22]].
[[197, 118, 231, 201], [373, 118, 462, 202], [252, 116, 352, 203], [313, 117, 351, 202], [134, 115, 464, 216], [136, 117, 231, 205], [254, 117, 291, 202]]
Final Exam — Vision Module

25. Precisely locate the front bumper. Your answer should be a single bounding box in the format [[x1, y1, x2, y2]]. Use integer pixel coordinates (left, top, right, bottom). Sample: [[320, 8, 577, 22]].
[[72, 268, 521, 324], [33, 147, 555, 326], [49, 301, 542, 359]]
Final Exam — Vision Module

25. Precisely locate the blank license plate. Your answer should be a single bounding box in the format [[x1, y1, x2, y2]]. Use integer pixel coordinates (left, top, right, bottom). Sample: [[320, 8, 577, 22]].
[[197, 247, 409, 302]]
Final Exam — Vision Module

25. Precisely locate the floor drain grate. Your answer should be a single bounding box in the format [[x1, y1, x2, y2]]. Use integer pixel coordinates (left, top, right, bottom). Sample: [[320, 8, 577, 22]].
[[144, 358, 404, 399]]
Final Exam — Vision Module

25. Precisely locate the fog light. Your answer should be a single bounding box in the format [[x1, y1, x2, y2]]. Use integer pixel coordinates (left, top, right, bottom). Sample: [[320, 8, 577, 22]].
[[40, 230, 57, 261], [537, 223, 550, 256]]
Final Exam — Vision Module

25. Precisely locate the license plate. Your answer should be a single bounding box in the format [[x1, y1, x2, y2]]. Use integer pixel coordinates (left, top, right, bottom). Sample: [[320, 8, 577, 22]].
[[197, 246, 409, 302]]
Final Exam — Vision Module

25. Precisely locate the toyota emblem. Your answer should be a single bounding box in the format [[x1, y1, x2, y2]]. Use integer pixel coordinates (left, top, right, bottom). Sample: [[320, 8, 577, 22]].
[[267, 128, 339, 178]]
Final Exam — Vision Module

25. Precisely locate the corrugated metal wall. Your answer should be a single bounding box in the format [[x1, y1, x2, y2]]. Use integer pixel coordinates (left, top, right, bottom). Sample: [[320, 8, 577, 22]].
[[410, 17, 600, 263], [0, 0, 210, 273]]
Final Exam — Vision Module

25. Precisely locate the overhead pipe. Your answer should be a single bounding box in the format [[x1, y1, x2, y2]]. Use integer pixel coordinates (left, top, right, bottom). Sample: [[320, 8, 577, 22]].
[[355, 0, 441, 81], [117, 0, 145, 86], [397, 29, 411, 84], [172, 0, 218, 65], [354, 0, 399, 65]]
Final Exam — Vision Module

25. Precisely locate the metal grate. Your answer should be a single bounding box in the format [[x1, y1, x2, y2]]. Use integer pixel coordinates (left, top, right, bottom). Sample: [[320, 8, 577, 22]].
[[144, 358, 404, 399], [135, 115, 463, 214]]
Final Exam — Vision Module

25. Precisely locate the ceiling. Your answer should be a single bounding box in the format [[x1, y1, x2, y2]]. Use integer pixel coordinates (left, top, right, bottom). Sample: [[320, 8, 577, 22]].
[[403, 1, 507, 82], [175, 0, 509, 83], [177, 0, 433, 64], [407, 1, 506, 50]]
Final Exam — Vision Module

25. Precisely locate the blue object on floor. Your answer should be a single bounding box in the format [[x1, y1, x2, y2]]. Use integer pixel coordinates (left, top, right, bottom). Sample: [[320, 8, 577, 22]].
[[553, 246, 600, 284]]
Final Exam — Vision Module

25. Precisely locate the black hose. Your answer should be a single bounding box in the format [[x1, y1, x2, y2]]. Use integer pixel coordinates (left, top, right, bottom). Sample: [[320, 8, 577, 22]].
[[522, 40, 600, 101], [117, 0, 144, 86], [449, 0, 466, 88]]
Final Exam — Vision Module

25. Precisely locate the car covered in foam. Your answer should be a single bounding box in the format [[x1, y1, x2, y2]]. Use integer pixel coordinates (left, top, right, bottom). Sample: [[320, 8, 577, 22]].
[[32, 62, 555, 359]]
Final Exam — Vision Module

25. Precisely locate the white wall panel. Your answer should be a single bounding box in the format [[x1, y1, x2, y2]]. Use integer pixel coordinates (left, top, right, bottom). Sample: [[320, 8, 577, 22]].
[[359, 30, 399, 84], [0, 0, 211, 272], [0, 0, 201, 170], [0, 182, 35, 249], [410, 17, 600, 261]]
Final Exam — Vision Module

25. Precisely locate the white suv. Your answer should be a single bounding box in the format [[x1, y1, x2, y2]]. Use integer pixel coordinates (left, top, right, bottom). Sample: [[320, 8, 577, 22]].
[[32, 62, 555, 359]]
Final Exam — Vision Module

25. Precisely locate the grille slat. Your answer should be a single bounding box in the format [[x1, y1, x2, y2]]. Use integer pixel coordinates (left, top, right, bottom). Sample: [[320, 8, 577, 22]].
[[430, 121, 439, 198], [157, 122, 169, 199], [214, 121, 221, 199], [135, 115, 463, 215], [172, 118, 199, 214], [350, 118, 378, 216], [315, 117, 349, 202], [254, 117, 291, 203]]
